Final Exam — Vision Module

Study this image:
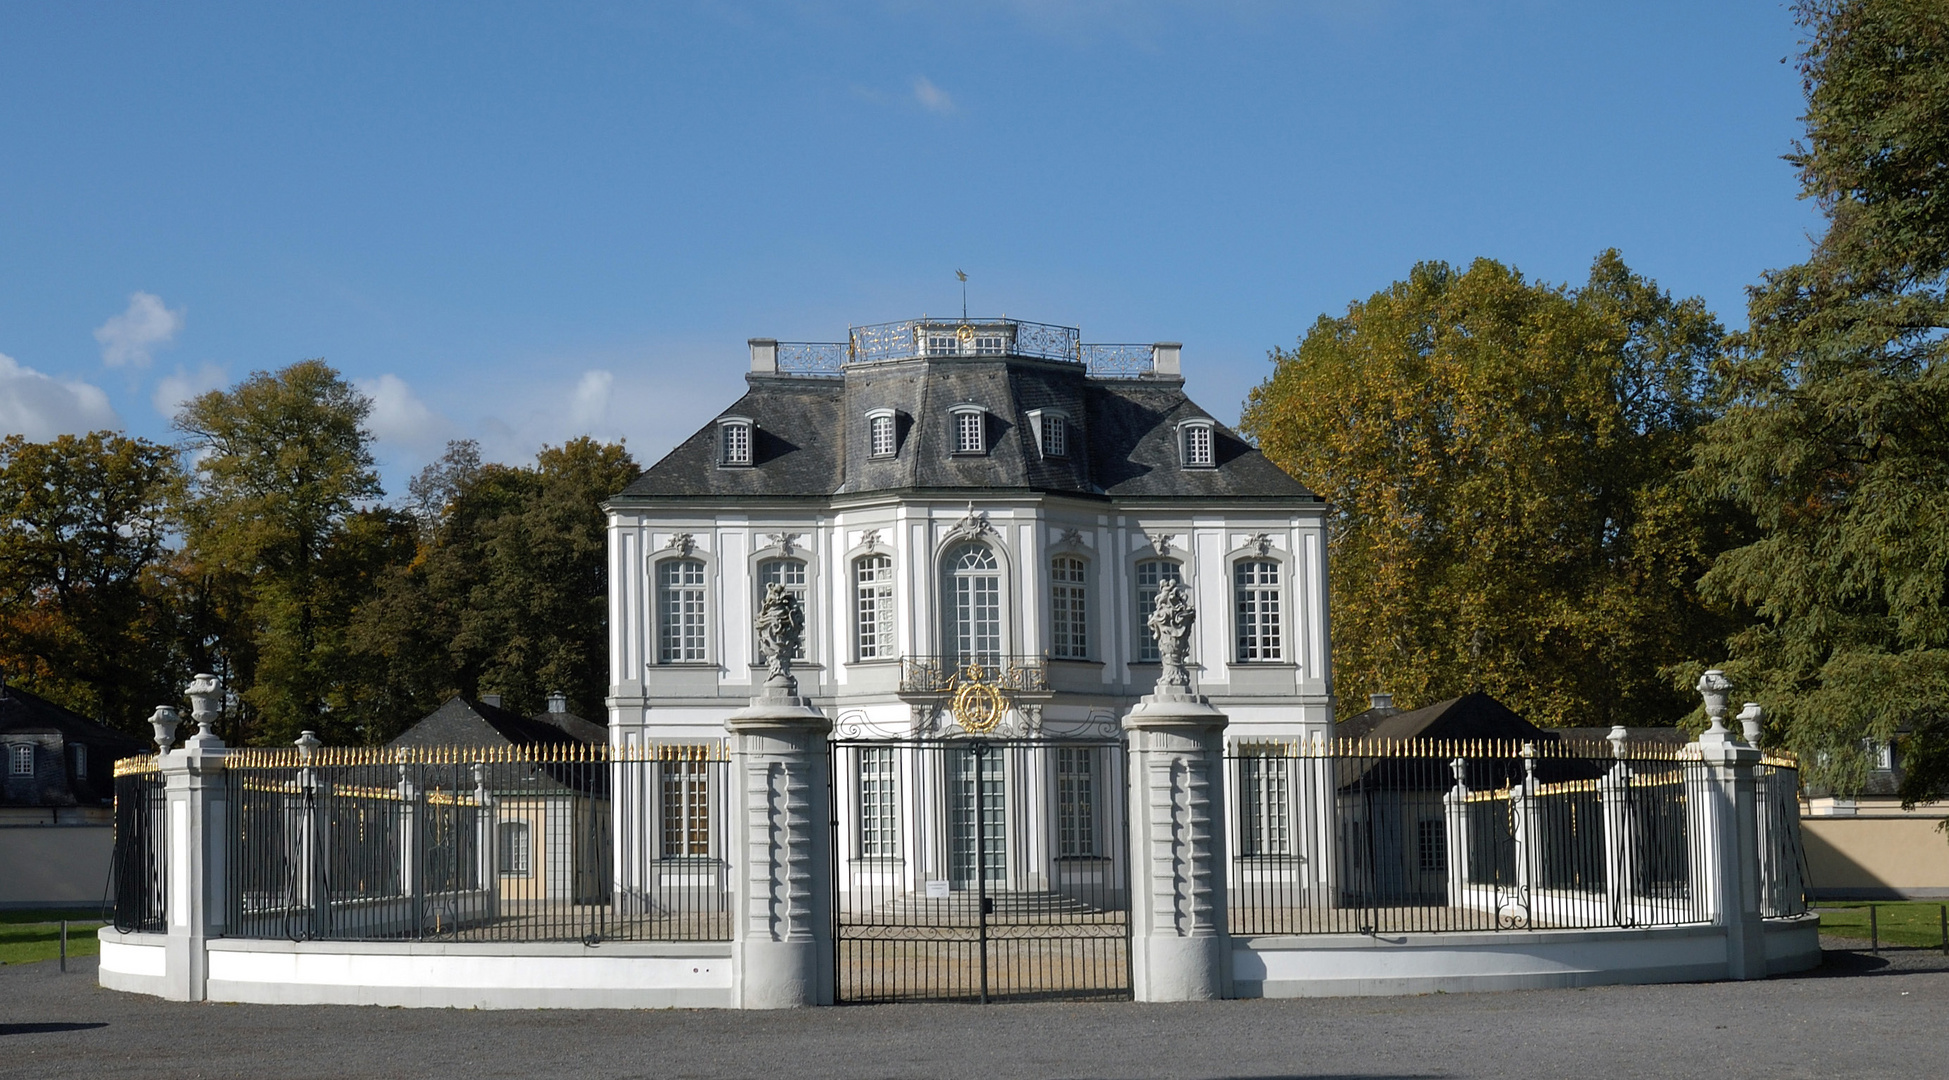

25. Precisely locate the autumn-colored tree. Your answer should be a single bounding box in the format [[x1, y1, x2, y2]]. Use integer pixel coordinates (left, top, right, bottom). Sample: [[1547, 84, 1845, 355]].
[[347, 437, 637, 741], [1693, 0, 1949, 793], [1240, 252, 1734, 727], [174, 360, 400, 744], [0, 431, 181, 730]]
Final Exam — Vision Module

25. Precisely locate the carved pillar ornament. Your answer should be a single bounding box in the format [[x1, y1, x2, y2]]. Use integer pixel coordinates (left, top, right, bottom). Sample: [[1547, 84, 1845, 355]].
[[860, 528, 881, 551], [764, 532, 802, 557], [1148, 578, 1196, 691], [1146, 533, 1175, 557], [755, 584, 805, 699], [666, 532, 697, 556]]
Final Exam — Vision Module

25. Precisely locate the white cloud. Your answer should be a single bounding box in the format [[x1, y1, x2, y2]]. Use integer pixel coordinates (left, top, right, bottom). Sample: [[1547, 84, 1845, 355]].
[[356, 373, 456, 455], [0, 352, 121, 440], [94, 291, 186, 369], [151, 362, 228, 420], [568, 370, 615, 431], [913, 76, 955, 114]]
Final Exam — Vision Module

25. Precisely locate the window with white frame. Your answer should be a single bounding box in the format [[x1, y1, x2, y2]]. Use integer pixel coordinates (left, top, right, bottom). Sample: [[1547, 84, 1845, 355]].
[[1050, 555, 1088, 659], [925, 332, 958, 356], [1134, 558, 1183, 662], [719, 419, 753, 466], [1234, 559, 1283, 662], [758, 557, 807, 660], [857, 746, 898, 857], [946, 542, 1002, 659], [498, 821, 532, 876], [8, 744, 31, 776], [1180, 421, 1214, 467], [1042, 414, 1067, 457], [661, 758, 712, 857], [1238, 747, 1291, 856], [854, 554, 896, 660], [973, 332, 1005, 355], [657, 559, 707, 663], [952, 408, 986, 454], [1057, 746, 1096, 857], [868, 412, 897, 458]]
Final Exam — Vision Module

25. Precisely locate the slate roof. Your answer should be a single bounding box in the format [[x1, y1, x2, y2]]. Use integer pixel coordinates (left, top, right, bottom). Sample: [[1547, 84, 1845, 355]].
[[532, 706, 606, 744], [0, 680, 145, 807], [388, 696, 583, 750], [613, 353, 1317, 503], [1335, 692, 1605, 788]]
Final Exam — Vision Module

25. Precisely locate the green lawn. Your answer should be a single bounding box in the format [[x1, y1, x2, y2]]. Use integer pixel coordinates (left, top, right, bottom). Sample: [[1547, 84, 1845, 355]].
[[1816, 902, 1949, 950], [0, 910, 107, 965]]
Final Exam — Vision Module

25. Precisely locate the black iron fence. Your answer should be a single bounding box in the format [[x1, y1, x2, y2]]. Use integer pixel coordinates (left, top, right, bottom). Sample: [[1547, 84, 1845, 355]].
[[102, 744, 728, 944], [110, 759, 167, 933], [1227, 739, 1804, 935], [831, 736, 1130, 1003]]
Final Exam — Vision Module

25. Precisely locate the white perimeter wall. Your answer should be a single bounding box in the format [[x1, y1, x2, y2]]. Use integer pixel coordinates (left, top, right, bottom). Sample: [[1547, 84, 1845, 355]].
[[1234, 916, 1821, 998], [99, 931, 734, 1009]]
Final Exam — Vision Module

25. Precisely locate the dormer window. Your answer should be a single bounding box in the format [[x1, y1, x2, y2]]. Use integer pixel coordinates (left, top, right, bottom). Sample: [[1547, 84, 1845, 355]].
[[1179, 419, 1215, 468], [718, 417, 754, 467], [1026, 408, 1070, 458], [867, 409, 897, 458], [951, 405, 987, 455]]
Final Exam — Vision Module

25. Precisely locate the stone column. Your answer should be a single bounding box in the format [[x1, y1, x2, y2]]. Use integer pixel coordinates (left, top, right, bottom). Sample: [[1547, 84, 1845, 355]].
[[1598, 759, 1636, 924], [1693, 670, 1766, 979], [1442, 758, 1472, 908], [1123, 685, 1229, 1002], [157, 676, 230, 1002], [726, 689, 833, 1008]]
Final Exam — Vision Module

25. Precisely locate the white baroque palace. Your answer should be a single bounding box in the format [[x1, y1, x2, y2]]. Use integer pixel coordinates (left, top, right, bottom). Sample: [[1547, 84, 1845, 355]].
[[604, 318, 1332, 745]]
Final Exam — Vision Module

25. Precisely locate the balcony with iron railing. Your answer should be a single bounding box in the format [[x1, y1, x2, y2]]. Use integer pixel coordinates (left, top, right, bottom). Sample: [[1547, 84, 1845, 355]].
[[898, 654, 1050, 695], [754, 318, 1178, 380]]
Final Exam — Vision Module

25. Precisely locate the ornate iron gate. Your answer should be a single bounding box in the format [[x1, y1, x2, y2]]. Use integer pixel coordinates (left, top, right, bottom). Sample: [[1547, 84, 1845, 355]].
[[830, 736, 1130, 1003]]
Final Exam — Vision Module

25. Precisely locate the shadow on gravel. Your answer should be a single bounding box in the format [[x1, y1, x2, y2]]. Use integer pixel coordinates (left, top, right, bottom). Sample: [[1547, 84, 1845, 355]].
[[1773, 942, 1949, 980], [0, 1023, 108, 1036]]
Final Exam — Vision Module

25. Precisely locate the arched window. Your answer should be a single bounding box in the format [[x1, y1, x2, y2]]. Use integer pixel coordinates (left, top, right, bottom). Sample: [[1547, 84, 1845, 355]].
[[657, 559, 707, 663], [945, 542, 1001, 660], [1134, 558, 1182, 663], [1234, 559, 1283, 662], [854, 554, 895, 660], [1050, 555, 1088, 659], [757, 557, 807, 659]]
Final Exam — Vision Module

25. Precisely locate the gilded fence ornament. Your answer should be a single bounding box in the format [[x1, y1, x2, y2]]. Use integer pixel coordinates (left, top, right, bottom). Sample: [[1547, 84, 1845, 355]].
[[1147, 577, 1195, 690], [756, 582, 805, 696]]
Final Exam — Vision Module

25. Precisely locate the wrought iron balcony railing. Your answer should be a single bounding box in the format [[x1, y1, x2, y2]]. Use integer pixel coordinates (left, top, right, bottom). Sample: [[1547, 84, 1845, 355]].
[[769, 318, 1156, 378], [899, 655, 1050, 695]]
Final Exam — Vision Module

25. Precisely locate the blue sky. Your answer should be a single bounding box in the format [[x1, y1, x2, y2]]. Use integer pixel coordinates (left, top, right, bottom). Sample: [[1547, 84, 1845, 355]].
[[0, 1, 1819, 493]]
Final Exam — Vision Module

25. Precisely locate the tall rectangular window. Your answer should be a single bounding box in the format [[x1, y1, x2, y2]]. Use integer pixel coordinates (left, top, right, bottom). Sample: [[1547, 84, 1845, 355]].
[[868, 414, 896, 457], [955, 411, 985, 453], [1050, 556, 1088, 659], [1042, 414, 1067, 457], [8, 744, 31, 776], [858, 746, 898, 857], [1182, 423, 1213, 466], [657, 559, 707, 663], [1235, 560, 1283, 662], [69, 743, 86, 779], [1417, 819, 1447, 874], [720, 422, 751, 465], [854, 555, 895, 660], [498, 821, 532, 876], [661, 758, 711, 857], [758, 558, 807, 659], [1134, 559, 1182, 662], [1239, 748, 1290, 857], [1057, 747, 1096, 857]]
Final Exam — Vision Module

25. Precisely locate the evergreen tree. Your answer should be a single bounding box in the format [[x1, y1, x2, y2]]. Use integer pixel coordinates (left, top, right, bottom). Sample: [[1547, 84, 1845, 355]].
[[1692, 0, 1949, 792]]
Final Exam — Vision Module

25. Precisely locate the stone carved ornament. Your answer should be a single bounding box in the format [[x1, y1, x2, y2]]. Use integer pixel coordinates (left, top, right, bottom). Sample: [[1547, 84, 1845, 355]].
[[1147, 578, 1196, 689], [755, 583, 805, 696]]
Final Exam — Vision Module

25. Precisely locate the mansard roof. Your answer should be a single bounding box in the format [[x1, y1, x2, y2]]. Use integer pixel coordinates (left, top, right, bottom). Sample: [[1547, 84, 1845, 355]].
[[613, 346, 1317, 504]]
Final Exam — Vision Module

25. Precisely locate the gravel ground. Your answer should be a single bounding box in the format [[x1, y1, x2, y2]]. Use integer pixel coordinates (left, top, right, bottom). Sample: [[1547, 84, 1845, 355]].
[[2, 941, 1945, 1080]]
